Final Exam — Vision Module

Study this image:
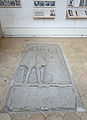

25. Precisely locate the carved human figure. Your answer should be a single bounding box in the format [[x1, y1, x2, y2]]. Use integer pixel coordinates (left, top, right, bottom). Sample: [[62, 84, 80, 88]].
[[22, 46, 47, 84]]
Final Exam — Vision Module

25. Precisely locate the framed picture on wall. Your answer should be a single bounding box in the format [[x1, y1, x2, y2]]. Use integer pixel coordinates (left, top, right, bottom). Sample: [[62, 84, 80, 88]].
[[34, 0, 56, 7], [67, 0, 87, 18], [0, 0, 22, 8], [33, 0, 56, 19]]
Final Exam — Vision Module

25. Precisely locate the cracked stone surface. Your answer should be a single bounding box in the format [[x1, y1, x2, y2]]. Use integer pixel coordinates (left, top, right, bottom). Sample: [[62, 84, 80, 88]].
[[3, 43, 85, 112]]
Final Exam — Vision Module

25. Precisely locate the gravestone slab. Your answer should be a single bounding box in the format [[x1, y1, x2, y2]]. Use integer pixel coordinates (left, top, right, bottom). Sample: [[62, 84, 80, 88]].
[[3, 43, 85, 113]]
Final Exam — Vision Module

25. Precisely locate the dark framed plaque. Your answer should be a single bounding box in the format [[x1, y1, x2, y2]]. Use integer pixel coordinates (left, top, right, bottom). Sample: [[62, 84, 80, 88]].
[[0, 0, 22, 8]]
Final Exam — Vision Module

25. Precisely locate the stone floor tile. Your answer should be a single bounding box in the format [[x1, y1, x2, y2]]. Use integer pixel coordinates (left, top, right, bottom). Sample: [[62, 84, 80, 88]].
[[64, 113, 81, 120], [29, 113, 45, 120], [80, 112, 87, 120], [78, 84, 86, 97], [26, 113, 32, 119], [0, 99, 6, 112], [81, 96, 87, 110], [0, 113, 11, 120], [10, 113, 29, 120], [59, 112, 66, 118], [75, 112, 82, 117], [41, 112, 50, 118], [46, 113, 63, 120], [0, 87, 4, 101]]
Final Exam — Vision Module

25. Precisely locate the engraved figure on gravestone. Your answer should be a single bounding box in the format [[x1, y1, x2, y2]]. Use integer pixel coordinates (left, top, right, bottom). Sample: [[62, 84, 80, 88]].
[[19, 45, 71, 85], [21, 46, 47, 84], [4, 43, 85, 113], [20, 46, 69, 84]]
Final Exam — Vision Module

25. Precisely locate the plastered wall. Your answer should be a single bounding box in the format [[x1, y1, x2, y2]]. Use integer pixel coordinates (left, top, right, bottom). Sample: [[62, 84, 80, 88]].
[[0, 0, 87, 37]]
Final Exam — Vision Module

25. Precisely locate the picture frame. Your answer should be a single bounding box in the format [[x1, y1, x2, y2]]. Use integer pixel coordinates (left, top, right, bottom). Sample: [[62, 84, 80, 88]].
[[0, 0, 22, 8], [67, 9, 87, 18], [34, 0, 56, 7], [33, 0, 56, 19], [67, 0, 87, 18]]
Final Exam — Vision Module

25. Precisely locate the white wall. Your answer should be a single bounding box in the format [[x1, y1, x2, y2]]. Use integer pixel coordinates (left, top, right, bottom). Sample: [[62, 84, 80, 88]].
[[0, 0, 87, 37]]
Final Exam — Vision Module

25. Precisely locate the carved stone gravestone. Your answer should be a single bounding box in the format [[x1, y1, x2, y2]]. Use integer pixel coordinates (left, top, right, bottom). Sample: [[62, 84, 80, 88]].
[[3, 43, 85, 112]]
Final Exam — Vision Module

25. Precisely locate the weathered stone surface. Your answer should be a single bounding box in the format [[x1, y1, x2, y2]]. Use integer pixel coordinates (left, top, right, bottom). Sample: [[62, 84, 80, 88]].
[[4, 43, 85, 112], [29, 113, 45, 120], [14, 43, 72, 85], [6, 87, 76, 112]]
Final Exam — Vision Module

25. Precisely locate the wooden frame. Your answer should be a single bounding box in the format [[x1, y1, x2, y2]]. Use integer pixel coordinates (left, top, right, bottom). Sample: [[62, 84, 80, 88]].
[[66, 9, 87, 18], [33, 8, 56, 19], [67, 0, 87, 8], [67, 0, 87, 18], [0, 0, 22, 8], [33, 0, 56, 19], [34, 0, 56, 8]]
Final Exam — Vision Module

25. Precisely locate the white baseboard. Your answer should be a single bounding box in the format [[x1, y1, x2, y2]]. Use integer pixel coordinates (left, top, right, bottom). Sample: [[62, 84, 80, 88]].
[[2, 27, 87, 37]]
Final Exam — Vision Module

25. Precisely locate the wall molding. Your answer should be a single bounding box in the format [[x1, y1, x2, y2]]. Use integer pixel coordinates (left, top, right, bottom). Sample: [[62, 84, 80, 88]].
[[2, 27, 87, 37]]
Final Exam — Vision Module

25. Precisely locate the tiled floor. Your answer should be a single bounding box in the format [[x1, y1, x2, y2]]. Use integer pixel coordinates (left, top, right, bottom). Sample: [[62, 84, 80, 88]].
[[0, 37, 87, 120]]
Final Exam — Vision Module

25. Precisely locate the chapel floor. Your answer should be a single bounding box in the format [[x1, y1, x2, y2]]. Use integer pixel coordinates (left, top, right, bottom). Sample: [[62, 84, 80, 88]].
[[0, 37, 87, 120]]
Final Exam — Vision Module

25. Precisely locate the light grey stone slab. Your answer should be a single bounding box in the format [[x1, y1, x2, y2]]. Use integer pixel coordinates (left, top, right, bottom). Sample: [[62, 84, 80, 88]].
[[6, 87, 76, 112], [3, 43, 85, 113], [13, 43, 72, 86]]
